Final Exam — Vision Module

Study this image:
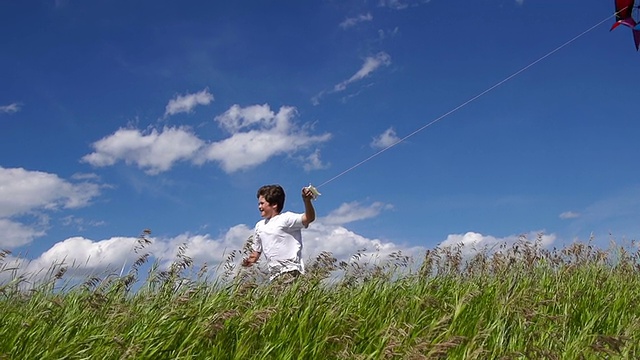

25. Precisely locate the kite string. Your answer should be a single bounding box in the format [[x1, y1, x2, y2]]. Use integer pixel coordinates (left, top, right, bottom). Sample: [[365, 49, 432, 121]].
[[316, 12, 618, 190]]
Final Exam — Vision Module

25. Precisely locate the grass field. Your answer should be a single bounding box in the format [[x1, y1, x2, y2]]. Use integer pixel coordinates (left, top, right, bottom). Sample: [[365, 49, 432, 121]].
[[1, 233, 639, 359]]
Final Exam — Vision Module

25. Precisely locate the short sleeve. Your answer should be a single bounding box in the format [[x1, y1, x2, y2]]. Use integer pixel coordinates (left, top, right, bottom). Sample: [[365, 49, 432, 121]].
[[283, 212, 305, 230]]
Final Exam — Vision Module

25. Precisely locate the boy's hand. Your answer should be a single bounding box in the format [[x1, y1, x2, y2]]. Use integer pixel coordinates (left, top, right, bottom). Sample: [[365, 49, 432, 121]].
[[241, 258, 253, 267], [302, 185, 320, 200], [301, 186, 314, 200], [242, 251, 260, 267]]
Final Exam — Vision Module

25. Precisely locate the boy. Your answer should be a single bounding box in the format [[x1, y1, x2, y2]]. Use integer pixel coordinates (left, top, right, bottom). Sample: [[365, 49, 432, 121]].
[[242, 184, 316, 281]]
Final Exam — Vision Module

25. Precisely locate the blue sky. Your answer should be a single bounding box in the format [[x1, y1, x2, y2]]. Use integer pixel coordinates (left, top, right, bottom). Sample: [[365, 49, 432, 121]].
[[1, 0, 639, 280]]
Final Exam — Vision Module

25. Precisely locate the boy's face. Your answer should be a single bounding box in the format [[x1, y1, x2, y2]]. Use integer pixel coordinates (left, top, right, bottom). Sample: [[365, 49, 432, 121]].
[[258, 195, 278, 219]]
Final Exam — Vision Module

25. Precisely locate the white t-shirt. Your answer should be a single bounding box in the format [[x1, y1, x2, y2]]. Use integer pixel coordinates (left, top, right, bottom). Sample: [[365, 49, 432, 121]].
[[253, 211, 306, 279]]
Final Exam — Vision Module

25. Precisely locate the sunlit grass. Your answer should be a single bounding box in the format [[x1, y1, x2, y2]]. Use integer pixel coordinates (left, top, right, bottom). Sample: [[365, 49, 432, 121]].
[[1, 233, 640, 359]]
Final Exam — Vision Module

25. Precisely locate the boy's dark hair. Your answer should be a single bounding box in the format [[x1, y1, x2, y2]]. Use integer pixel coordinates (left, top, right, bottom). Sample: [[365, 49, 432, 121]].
[[257, 184, 285, 214]]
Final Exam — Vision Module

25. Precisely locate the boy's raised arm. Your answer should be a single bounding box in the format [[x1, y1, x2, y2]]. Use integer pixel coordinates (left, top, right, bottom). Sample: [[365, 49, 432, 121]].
[[301, 187, 316, 227]]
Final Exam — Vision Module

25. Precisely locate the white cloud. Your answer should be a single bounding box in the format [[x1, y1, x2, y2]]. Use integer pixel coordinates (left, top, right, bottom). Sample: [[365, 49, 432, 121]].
[[438, 231, 556, 257], [371, 127, 400, 149], [164, 89, 214, 117], [34, 236, 139, 271], [84, 104, 331, 174], [0, 167, 101, 218], [339, 13, 373, 29], [559, 211, 580, 220], [378, 0, 430, 10], [379, 0, 409, 9], [515, 0, 524, 5], [304, 223, 424, 266], [82, 126, 205, 175], [198, 104, 331, 173], [214, 104, 281, 133], [334, 52, 391, 92], [0, 167, 102, 248], [302, 149, 330, 172], [151, 225, 253, 268], [322, 201, 393, 225], [0, 219, 46, 248], [71, 172, 101, 181], [0, 103, 21, 114]]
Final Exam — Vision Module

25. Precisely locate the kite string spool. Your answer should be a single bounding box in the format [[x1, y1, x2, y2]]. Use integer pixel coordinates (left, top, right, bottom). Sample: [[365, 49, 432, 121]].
[[314, 11, 619, 191]]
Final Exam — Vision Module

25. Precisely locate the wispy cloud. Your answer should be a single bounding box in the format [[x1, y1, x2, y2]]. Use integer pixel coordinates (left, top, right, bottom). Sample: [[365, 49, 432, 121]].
[[0, 103, 21, 114], [378, 27, 400, 41], [339, 13, 373, 29], [378, 0, 431, 10], [563, 185, 640, 241], [302, 149, 330, 172], [312, 52, 391, 105], [60, 215, 106, 232], [515, 0, 524, 5], [322, 201, 393, 225], [371, 127, 400, 149], [559, 211, 580, 220], [164, 89, 214, 117], [334, 52, 391, 92]]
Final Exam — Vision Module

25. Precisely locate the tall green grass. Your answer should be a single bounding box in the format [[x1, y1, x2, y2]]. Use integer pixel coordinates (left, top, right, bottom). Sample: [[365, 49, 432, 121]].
[[1, 234, 640, 359]]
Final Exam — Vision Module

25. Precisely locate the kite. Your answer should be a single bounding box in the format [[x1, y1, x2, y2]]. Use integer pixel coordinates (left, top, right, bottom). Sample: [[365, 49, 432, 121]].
[[611, 0, 640, 50]]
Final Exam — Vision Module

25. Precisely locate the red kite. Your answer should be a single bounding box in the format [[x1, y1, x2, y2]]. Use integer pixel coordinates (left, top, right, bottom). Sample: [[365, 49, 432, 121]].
[[611, 0, 640, 50]]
